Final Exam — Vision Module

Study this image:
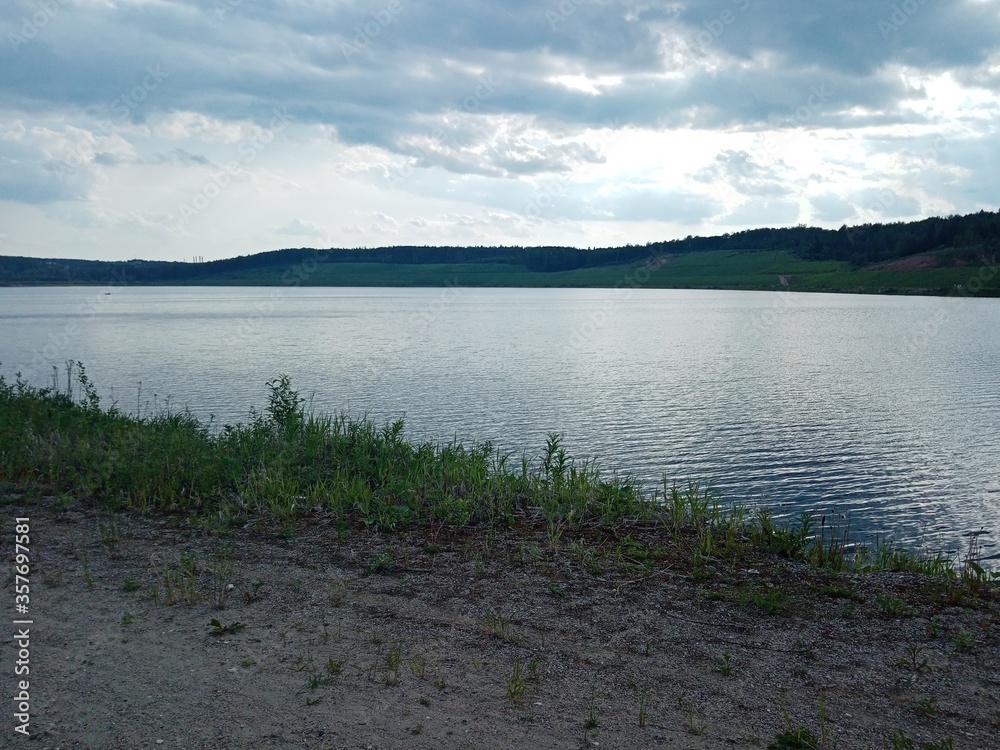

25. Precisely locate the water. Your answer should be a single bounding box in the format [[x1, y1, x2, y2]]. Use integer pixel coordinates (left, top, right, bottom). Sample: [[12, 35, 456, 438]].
[[2, 285, 998, 562]]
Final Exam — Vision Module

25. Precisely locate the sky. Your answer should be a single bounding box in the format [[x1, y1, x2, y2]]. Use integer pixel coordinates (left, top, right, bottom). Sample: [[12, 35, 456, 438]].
[[1, 0, 999, 262]]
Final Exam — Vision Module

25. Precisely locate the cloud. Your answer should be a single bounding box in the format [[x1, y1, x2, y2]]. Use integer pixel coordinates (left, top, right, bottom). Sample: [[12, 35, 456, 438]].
[[719, 197, 802, 227], [275, 218, 327, 236], [695, 149, 792, 197], [853, 188, 922, 219], [0, 0, 997, 259], [810, 193, 856, 223], [152, 148, 211, 167]]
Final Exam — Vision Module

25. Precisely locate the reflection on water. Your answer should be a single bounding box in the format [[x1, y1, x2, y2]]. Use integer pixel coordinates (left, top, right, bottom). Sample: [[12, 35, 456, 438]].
[[2, 285, 998, 562]]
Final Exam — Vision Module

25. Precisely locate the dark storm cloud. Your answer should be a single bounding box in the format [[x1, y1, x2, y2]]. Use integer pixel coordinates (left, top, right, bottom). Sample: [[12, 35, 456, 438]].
[[4, 0, 998, 141], [0, 0, 997, 234]]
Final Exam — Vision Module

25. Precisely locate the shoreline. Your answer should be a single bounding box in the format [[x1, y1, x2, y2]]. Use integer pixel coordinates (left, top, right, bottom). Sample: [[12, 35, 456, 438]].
[[1, 370, 998, 747]]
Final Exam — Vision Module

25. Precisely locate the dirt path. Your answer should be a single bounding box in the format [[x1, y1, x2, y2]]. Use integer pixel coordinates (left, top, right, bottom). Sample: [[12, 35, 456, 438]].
[[3, 499, 998, 749]]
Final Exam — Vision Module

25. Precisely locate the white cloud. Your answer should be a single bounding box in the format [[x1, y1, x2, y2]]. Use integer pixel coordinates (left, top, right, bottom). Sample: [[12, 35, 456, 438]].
[[275, 218, 328, 236], [0, 0, 997, 260]]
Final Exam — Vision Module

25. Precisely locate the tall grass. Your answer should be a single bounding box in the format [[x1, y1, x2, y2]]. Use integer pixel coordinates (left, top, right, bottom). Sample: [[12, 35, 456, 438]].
[[0, 365, 650, 530], [0, 363, 995, 591]]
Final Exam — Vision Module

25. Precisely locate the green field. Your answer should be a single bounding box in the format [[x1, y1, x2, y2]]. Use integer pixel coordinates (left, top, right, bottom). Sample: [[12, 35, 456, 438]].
[[174, 249, 999, 296]]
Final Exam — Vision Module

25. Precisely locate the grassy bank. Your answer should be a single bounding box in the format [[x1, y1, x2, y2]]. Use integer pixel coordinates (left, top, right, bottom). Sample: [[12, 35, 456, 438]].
[[5, 365, 998, 750], [1, 364, 996, 597]]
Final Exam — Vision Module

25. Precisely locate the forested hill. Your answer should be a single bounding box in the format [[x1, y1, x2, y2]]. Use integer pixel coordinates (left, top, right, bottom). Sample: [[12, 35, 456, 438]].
[[2, 209, 998, 288]]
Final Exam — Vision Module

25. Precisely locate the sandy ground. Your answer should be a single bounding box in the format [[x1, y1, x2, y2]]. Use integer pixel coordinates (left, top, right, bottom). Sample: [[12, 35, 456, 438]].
[[2, 497, 998, 750]]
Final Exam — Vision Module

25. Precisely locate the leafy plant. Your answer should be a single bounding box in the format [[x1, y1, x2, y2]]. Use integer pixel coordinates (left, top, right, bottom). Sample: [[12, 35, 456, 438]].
[[208, 618, 245, 636], [898, 645, 931, 675], [950, 630, 972, 652]]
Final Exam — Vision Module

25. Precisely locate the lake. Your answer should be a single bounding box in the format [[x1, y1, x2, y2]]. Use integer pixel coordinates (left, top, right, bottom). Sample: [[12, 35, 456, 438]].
[[2, 285, 998, 563]]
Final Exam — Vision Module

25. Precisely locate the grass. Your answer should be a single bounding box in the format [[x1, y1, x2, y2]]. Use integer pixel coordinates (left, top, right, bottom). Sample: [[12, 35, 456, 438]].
[[0, 365, 997, 602], [878, 594, 913, 618], [483, 609, 514, 640], [584, 693, 600, 729], [505, 658, 529, 702], [888, 729, 955, 750], [209, 547, 234, 609], [161, 558, 199, 606], [382, 642, 403, 685], [717, 651, 733, 676], [950, 630, 973, 652], [98, 519, 124, 558], [637, 683, 650, 728]]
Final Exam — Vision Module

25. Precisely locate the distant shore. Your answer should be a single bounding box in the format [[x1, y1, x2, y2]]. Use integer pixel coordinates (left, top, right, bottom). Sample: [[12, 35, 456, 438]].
[[2, 249, 999, 298], [3, 209, 1000, 296]]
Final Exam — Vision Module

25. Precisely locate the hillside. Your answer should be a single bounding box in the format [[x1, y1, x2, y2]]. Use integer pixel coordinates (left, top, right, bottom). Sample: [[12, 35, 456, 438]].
[[1, 210, 998, 296]]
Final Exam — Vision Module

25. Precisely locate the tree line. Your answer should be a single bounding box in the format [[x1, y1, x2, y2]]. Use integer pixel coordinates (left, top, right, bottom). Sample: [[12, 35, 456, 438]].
[[1, 209, 997, 285]]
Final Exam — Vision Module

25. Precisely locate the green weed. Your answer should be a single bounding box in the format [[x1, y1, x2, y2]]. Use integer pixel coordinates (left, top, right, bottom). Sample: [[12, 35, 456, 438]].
[[888, 729, 955, 750], [898, 645, 931, 675], [383, 642, 403, 685], [506, 659, 529, 702], [637, 683, 650, 728], [98, 519, 124, 558], [951, 630, 973, 652], [877, 594, 911, 618], [584, 692, 600, 729], [209, 547, 234, 609], [717, 651, 733, 676], [208, 618, 244, 636]]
